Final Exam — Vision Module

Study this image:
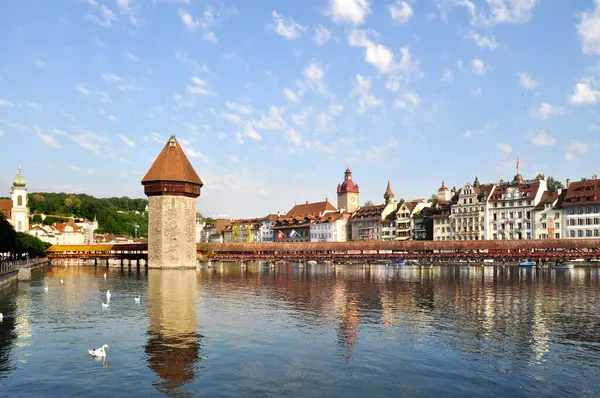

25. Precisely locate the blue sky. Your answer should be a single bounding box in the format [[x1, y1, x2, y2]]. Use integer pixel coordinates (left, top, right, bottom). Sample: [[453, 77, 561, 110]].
[[0, 0, 599, 218]]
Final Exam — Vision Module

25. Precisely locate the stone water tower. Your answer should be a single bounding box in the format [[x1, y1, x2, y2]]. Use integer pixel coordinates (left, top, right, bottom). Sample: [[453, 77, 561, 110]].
[[142, 135, 203, 268]]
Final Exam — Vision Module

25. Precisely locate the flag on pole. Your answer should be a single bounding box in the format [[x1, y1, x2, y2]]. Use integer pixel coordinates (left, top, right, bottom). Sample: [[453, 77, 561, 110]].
[[516, 157, 520, 170], [290, 229, 298, 239], [277, 230, 285, 241]]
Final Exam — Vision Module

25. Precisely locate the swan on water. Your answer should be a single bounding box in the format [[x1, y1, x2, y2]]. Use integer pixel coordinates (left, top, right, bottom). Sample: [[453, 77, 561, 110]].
[[44, 286, 48, 292], [103, 272, 106, 279], [106, 290, 111, 301], [101, 302, 109, 309], [88, 344, 109, 357], [0, 313, 3, 321], [134, 295, 140, 303], [60, 279, 64, 284]]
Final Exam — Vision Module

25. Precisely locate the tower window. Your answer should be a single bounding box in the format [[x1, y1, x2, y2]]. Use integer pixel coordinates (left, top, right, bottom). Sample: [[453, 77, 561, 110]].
[[17, 195, 23, 206], [17, 221, 22, 231]]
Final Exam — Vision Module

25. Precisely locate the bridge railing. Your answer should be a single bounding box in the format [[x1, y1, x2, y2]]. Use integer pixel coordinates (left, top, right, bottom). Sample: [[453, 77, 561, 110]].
[[0, 257, 46, 276]]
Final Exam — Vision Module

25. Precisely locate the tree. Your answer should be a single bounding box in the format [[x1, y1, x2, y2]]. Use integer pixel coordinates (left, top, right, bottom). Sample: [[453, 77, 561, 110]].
[[547, 176, 565, 192], [364, 200, 374, 206], [429, 194, 438, 204], [0, 214, 17, 254], [64, 194, 82, 215], [14, 232, 52, 256]]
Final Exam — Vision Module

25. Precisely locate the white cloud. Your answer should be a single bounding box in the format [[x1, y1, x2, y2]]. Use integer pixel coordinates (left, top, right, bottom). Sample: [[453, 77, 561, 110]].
[[0, 98, 13, 107], [564, 140, 587, 153], [235, 132, 244, 144], [116, 0, 140, 25], [316, 112, 335, 133], [229, 154, 240, 163], [126, 51, 139, 62], [222, 112, 243, 124], [330, 102, 344, 116], [292, 108, 312, 126], [34, 57, 47, 68], [226, 102, 254, 114], [565, 152, 574, 160], [442, 68, 453, 83], [244, 123, 262, 140], [253, 106, 286, 130], [497, 142, 513, 153], [471, 33, 498, 50], [34, 126, 61, 149], [570, 81, 600, 104], [217, 132, 227, 140], [203, 32, 217, 42], [449, 0, 539, 27], [576, 0, 600, 55], [118, 134, 135, 147], [533, 102, 566, 119], [75, 84, 92, 95], [471, 57, 486, 75], [186, 77, 215, 96], [589, 123, 599, 130], [24, 101, 40, 109], [389, 1, 413, 24], [313, 25, 332, 46], [286, 128, 303, 145], [385, 46, 421, 92], [108, 114, 117, 121], [70, 131, 109, 155], [463, 129, 472, 138], [393, 92, 421, 109], [517, 72, 538, 89], [297, 61, 328, 95], [348, 29, 394, 73], [526, 130, 556, 147], [326, 0, 371, 26], [101, 73, 123, 82], [86, 1, 118, 27], [0, 129, 4, 137], [284, 87, 300, 103], [270, 11, 305, 39], [185, 147, 207, 159], [351, 74, 383, 114]]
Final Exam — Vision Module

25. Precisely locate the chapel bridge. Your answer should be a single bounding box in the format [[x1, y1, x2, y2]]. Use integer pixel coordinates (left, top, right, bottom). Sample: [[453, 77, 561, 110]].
[[46, 239, 600, 263]]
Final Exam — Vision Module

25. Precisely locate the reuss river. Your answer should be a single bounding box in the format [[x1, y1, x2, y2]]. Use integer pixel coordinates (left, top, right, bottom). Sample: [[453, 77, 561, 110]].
[[1, 263, 600, 397]]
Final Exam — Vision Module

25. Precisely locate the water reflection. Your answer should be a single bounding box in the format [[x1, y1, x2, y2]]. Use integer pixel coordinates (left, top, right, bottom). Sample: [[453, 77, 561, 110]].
[[145, 269, 201, 395]]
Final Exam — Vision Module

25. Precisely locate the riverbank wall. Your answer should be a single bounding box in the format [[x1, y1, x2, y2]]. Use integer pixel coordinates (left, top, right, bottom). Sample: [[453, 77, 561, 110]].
[[0, 258, 50, 289]]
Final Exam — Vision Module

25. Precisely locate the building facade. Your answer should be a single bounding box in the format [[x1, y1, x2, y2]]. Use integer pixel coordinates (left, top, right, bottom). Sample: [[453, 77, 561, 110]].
[[533, 190, 564, 239], [396, 199, 430, 240], [450, 178, 495, 241], [310, 212, 350, 242], [487, 174, 547, 240], [562, 179, 600, 239], [350, 183, 398, 240]]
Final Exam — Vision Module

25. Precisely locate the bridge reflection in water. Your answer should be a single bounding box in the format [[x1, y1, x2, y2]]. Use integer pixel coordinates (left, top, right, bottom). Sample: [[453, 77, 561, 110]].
[[145, 269, 202, 394]]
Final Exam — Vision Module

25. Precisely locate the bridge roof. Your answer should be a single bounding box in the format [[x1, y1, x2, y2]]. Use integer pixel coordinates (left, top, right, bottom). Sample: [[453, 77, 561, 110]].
[[46, 243, 147, 253]]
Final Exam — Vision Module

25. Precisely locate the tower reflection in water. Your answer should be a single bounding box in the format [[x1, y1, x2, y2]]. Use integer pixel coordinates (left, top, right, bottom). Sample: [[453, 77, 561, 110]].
[[145, 269, 202, 394]]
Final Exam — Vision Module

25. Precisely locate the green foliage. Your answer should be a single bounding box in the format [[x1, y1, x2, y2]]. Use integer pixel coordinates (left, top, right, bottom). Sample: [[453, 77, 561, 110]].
[[429, 194, 438, 204], [14, 232, 51, 256], [28, 193, 150, 236], [0, 214, 17, 253], [547, 176, 565, 192]]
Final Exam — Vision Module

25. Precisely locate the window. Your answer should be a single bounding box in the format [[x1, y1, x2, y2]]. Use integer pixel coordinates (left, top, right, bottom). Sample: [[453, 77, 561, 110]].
[[578, 219, 584, 226], [526, 211, 531, 219], [518, 211, 522, 218], [595, 218, 600, 224], [578, 230, 584, 238], [542, 223, 547, 229], [493, 233, 498, 239], [587, 218, 593, 225], [586, 230, 593, 237], [555, 223, 559, 229], [17, 221, 22, 231], [17, 195, 22, 206], [493, 203, 498, 208], [518, 200, 523, 206], [596, 230, 599, 237], [555, 233, 560, 239], [570, 230, 576, 238], [526, 223, 531, 229], [493, 214, 497, 221], [555, 212, 560, 219]]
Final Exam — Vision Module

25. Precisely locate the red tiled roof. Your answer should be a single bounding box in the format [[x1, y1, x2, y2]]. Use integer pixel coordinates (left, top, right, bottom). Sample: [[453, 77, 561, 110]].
[[562, 179, 600, 207], [286, 200, 336, 217], [534, 190, 560, 210], [488, 181, 540, 202], [352, 204, 386, 219], [142, 136, 203, 186], [337, 168, 359, 194], [209, 219, 232, 234], [0, 199, 11, 219], [54, 221, 82, 233]]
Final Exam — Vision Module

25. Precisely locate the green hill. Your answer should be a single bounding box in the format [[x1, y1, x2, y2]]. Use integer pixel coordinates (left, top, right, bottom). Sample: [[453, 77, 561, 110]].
[[28, 193, 149, 236]]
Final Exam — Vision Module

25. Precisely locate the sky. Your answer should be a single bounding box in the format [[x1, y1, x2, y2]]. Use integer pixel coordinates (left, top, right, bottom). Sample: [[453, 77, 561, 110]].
[[0, 0, 599, 219]]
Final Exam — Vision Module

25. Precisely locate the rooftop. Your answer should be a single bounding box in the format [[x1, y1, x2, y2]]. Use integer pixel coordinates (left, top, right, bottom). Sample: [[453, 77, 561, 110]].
[[286, 200, 337, 217], [141, 136, 203, 186]]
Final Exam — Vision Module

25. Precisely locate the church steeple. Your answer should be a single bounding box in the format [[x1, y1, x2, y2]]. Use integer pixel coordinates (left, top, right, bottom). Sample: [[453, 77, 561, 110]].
[[383, 181, 395, 204]]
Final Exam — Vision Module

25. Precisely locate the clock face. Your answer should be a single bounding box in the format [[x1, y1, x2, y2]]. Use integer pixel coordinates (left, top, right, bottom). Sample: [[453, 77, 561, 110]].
[[351, 196, 356, 203]]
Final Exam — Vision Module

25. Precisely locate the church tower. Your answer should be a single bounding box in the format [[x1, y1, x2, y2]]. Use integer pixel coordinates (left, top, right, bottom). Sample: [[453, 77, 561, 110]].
[[337, 168, 360, 213], [11, 167, 29, 233], [384, 181, 395, 205], [142, 136, 203, 268], [437, 180, 451, 202]]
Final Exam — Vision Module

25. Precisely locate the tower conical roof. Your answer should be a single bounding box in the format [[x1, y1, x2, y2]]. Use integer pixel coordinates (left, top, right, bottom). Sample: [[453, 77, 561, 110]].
[[142, 136, 203, 186], [383, 181, 394, 200]]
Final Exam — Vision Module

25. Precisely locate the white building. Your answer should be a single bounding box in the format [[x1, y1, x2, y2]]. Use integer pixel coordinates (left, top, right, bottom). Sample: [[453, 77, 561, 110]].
[[533, 190, 564, 239], [310, 212, 350, 242], [561, 178, 600, 239], [487, 173, 547, 240], [195, 220, 206, 243], [260, 214, 278, 242], [9, 167, 29, 233], [75, 217, 98, 244], [451, 178, 495, 241], [396, 199, 430, 240], [350, 182, 399, 240]]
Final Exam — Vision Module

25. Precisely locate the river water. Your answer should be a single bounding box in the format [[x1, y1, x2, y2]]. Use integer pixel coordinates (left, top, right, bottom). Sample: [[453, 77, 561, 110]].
[[1, 263, 600, 397]]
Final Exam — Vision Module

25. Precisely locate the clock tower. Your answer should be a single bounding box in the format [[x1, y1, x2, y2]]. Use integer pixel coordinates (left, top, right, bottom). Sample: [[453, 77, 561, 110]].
[[337, 168, 360, 213]]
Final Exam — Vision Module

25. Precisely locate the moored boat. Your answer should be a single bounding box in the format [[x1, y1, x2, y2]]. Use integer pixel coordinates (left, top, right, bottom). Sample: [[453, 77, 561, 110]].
[[519, 261, 536, 267], [552, 261, 574, 269], [390, 260, 407, 266], [307, 260, 317, 266]]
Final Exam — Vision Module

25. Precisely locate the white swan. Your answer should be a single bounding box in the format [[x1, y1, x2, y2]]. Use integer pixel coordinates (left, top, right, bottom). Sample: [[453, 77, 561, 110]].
[[134, 295, 140, 303], [101, 302, 109, 309], [60, 279, 64, 284], [0, 313, 3, 321], [88, 344, 109, 357], [103, 272, 106, 279], [44, 285, 49, 292], [106, 290, 111, 301]]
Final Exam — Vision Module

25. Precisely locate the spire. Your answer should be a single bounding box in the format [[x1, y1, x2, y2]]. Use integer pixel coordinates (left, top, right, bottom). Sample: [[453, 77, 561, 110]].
[[12, 166, 26, 188], [384, 181, 395, 202], [473, 175, 480, 188], [142, 136, 203, 185]]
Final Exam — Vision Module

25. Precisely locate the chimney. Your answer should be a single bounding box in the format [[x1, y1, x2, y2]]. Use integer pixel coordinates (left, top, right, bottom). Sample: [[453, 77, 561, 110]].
[[566, 178, 571, 188], [306, 200, 309, 204]]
